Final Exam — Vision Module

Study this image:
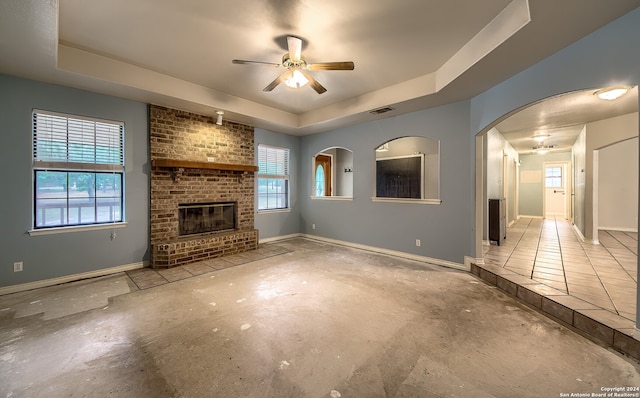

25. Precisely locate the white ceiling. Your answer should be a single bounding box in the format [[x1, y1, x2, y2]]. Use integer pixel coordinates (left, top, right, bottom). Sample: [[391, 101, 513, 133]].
[[0, 0, 638, 138], [496, 86, 639, 154]]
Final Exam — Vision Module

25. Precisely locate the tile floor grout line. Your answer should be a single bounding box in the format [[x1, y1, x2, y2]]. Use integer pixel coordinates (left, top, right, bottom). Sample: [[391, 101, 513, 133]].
[[501, 217, 532, 270], [600, 230, 638, 283], [486, 218, 636, 323], [619, 230, 638, 253], [553, 216, 571, 294], [529, 217, 546, 280], [576, 230, 622, 316]]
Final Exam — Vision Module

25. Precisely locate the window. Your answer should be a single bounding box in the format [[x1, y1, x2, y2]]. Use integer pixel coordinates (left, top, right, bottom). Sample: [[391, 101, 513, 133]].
[[257, 144, 290, 210], [315, 165, 325, 196], [33, 110, 124, 228], [545, 166, 563, 188]]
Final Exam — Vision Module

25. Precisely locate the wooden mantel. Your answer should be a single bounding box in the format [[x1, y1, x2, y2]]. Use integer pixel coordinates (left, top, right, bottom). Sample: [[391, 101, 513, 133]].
[[151, 159, 258, 172]]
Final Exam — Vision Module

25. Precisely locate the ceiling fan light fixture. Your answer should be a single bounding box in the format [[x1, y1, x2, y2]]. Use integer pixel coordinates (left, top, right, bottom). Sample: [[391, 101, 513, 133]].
[[594, 85, 630, 100], [285, 69, 309, 89]]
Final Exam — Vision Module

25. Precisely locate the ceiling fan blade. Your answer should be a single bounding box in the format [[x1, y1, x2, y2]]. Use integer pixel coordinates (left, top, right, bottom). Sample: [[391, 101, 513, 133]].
[[263, 70, 292, 92], [232, 59, 281, 67], [301, 71, 327, 94], [287, 36, 302, 62], [307, 62, 355, 71]]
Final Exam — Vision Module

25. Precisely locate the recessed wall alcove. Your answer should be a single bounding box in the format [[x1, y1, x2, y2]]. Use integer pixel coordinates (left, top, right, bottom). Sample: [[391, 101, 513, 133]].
[[311, 147, 354, 198]]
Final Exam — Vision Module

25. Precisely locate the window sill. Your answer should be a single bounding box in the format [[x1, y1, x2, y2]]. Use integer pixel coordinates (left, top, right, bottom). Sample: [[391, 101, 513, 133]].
[[310, 196, 353, 201], [28, 222, 128, 236], [257, 208, 291, 214], [371, 197, 442, 205]]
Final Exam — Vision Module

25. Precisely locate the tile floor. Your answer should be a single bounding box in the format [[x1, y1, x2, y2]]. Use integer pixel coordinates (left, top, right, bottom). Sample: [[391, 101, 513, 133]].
[[126, 244, 293, 289], [483, 217, 637, 323]]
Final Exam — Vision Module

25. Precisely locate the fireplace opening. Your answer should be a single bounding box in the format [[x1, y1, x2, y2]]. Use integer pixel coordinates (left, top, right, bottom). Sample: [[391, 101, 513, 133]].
[[179, 202, 236, 236]]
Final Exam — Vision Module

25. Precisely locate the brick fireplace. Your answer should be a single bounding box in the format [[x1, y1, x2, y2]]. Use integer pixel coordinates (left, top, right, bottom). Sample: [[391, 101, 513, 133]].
[[149, 105, 258, 268]]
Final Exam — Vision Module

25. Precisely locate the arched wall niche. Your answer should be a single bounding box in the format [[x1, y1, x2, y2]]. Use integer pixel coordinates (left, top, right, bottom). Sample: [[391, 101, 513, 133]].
[[374, 136, 440, 202], [311, 147, 354, 198]]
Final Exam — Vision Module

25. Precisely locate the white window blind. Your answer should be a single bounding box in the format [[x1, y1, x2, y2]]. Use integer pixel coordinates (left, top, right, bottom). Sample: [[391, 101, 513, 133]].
[[257, 144, 290, 211], [32, 110, 125, 229], [33, 110, 124, 171], [258, 145, 289, 177]]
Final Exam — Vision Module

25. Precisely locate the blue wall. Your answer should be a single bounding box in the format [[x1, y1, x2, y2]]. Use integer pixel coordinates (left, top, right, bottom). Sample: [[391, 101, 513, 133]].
[[254, 128, 301, 239], [299, 101, 472, 264], [0, 75, 149, 289]]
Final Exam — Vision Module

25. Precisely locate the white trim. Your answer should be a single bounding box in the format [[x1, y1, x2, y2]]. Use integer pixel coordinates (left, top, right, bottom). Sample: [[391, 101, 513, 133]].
[[0, 261, 146, 296], [256, 233, 467, 271], [28, 222, 128, 236], [310, 196, 353, 201], [518, 215, 544, 219], [259, 233, 303, 244], [371, 197, 442, 205], [592, 150, 600, 242], [301, 234, 467, 271], [572, 223, 586, 242], [257, 208, 291, 214], [598, 226, 639, 233], [465, 256, 482, 269], [33, 108, 125, 126]]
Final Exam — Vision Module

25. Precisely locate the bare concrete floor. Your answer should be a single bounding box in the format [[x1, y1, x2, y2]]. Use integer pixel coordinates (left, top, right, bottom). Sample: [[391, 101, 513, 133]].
[[1, 238, 639, 397]]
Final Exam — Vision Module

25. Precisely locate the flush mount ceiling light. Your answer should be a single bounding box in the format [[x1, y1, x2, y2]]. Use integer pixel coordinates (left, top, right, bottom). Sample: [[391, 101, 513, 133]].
[[216, 111, 224, 125], [594, 86, 631, 100], [531, 133, 550, 142], [532, 144, 554, 155]]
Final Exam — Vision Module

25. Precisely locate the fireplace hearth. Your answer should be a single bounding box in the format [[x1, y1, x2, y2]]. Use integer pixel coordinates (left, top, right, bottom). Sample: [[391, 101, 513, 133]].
[[179, 202, 236, 236]]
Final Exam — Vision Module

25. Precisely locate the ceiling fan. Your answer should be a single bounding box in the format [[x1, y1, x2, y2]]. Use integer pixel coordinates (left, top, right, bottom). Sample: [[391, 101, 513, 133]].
[[232, 36, 355, 94]]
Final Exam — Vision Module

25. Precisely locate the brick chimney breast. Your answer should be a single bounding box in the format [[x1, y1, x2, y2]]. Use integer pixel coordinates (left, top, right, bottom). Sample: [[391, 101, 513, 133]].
[[149, 105, 258, 268]]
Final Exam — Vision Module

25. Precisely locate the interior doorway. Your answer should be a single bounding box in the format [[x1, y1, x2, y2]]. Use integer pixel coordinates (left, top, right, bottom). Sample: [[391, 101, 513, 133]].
[[544, 161, 571, 219]]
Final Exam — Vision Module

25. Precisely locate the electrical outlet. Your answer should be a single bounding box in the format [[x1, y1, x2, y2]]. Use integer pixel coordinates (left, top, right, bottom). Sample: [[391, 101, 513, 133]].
[[312, 224, 316, 230], [13, 261, 23, 272], [415, 239, 421, 247]]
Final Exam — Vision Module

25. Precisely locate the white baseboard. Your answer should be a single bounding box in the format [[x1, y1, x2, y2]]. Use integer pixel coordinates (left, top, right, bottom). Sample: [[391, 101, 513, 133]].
[[572, 223, 586, 242], [0, 261, 146, 296], [465, 256, 482, 268], [598, 227, 638, 233], [519, 215, 544, 219], [300, 234, 467, 272], [259, 233, 303, 244]]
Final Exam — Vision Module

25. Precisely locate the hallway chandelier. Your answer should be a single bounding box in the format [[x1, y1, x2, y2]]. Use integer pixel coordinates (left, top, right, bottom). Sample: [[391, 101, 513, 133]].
[[532, 144, 554, 155]]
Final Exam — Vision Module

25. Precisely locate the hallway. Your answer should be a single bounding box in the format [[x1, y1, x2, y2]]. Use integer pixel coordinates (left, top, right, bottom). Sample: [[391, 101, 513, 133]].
[[483, 217, 637, 323]]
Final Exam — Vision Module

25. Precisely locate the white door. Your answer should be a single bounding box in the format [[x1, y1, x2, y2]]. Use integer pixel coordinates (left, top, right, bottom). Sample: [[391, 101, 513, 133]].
[[544, 163, 567, 218]]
